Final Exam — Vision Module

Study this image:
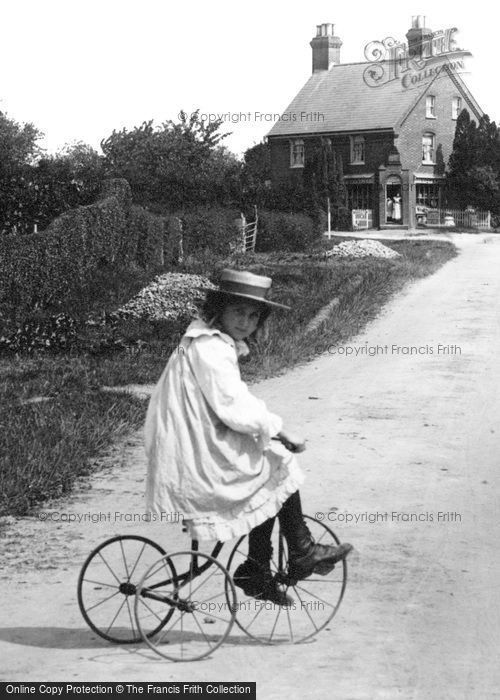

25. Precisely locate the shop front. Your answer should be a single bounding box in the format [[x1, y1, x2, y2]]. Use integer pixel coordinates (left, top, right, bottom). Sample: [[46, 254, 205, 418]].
[[414, 176, 445, 226], [345, 174, 375, 230]]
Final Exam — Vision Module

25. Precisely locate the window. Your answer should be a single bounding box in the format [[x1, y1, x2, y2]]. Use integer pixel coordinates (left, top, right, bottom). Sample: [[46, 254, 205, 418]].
[[416, 183, 440, 208], [350, 135, 365, 164], [290, 139, 304, 168], [347, 184, 372, 210], [452, 96, 462, 120], [422, 133, 435, 163], [426, 95, 436, 118]]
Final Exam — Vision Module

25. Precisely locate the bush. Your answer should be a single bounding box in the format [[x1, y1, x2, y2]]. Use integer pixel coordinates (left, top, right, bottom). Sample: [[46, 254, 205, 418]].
[[332, 205, 352, 231], [177, 207, 241, 257], [0, 311, 78, 354], [128, 206, 166, 267], [255, 210, 318, 252]]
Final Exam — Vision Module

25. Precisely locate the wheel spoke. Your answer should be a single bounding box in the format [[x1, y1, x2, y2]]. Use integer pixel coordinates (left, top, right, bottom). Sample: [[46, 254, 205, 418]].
[[193, 608, 233, 625], [285, 604, 294, 642], [191, 609, 215, 649], [105, 595, 128, 635], [143, 558, 172, 584], [97, 550, 122, 584], [125, 597, 136, 637], [119, 539, 131, 580], [242, 603, 266, 631], [291, 586, 320, 633], [83, 578, 120, 589], [128, 541, 148, 580], [85, 589, 120, 612], [292, 582, 336, 609], [267, 605, 283, 643], [136, 595, 165, 623], [187, 564, 219, 599]]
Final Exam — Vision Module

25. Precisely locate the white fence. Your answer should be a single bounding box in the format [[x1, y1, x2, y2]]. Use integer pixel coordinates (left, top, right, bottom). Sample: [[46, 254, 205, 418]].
[[418, 207, 491, 229], [240, 206, 258, 252]]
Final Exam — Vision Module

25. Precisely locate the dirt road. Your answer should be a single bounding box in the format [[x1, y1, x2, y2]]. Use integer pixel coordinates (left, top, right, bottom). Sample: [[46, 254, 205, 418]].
[[1, 234, 499, 698]]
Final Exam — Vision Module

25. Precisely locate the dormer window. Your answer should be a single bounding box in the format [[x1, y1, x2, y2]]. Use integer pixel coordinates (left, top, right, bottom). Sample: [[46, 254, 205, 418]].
[[290, 139, 305, 168], [422, 132, 435, 163], [452, 96, 462, 120], [426, 95, 436, 118], [350, 135, 365, 164]]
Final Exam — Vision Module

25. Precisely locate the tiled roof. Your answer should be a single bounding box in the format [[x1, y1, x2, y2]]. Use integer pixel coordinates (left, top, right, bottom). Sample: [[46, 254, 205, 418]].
[[267, 62, 424, 137]]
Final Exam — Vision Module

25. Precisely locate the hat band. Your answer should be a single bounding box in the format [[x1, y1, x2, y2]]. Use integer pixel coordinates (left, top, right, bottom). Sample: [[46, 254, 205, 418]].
[[219, 280, 269, 300]]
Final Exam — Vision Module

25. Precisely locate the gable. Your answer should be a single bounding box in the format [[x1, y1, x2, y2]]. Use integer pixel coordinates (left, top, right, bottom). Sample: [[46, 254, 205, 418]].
[[398, 64, 483, 129]]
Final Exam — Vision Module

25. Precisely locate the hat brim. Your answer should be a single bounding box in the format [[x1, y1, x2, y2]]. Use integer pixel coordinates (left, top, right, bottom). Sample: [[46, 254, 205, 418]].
[[210, 289, 291, 311]]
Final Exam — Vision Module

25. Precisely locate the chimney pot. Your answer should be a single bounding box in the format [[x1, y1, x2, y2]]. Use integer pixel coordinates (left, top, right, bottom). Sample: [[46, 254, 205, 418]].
[[406, 16, 432, 60], [310, 23, 342, 72]]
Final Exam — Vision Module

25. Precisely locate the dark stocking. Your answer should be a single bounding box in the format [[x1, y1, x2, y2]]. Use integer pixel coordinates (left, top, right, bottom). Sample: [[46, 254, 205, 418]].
[[277, 490, 312, 553], [247, 516, 275, 567]]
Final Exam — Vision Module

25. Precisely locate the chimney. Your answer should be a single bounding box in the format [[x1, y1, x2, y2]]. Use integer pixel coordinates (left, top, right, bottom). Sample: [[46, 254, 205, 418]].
[[310, 23, 342, 72], [406, 16, 433, 61]]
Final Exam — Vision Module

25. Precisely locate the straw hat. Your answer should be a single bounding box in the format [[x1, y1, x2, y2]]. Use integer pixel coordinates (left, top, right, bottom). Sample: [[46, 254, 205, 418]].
[[213, 269, 290, 310]]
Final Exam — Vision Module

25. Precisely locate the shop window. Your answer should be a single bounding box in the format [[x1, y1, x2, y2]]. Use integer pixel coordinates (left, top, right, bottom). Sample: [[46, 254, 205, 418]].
[[347, 184, 372, 209], [416, 183, 440, 208], [290, 139, 304, 168]]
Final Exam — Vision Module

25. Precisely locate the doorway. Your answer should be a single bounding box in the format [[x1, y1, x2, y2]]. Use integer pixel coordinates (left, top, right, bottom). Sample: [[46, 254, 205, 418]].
[[386, 183, 402, 224]]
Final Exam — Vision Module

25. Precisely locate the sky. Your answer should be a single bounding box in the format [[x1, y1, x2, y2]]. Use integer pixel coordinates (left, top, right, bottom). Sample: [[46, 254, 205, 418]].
[[0, 0, 498, 158]]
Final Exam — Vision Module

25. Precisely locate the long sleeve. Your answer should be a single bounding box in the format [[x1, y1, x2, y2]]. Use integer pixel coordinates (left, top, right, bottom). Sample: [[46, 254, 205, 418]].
[[188, 334, 282, 443]]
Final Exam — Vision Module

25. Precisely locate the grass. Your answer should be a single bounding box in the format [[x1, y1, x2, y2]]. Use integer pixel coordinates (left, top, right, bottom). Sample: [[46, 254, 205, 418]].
[[0, 238, 457, 517], [0, 357, 145, 516]]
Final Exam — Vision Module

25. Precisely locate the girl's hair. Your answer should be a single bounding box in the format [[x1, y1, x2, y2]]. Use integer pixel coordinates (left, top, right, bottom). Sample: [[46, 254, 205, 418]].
[[200, 290, 271, 338]]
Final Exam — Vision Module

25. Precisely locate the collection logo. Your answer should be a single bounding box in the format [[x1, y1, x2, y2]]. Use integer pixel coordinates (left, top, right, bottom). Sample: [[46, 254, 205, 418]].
[[363, 27, 471, 89]]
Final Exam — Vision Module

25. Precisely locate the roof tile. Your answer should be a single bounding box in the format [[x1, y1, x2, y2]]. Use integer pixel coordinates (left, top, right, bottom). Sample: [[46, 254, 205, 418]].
[[267, 62, 424, 137]]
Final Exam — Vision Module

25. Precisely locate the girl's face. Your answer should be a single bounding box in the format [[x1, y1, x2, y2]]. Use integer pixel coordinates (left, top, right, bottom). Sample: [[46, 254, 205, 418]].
[[220, 301, 263, 341]]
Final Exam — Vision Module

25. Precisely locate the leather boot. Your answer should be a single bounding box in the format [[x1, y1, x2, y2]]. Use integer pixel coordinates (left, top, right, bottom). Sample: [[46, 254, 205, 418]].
[[233, 560, 294, 607], [287, 523, 353, 580]]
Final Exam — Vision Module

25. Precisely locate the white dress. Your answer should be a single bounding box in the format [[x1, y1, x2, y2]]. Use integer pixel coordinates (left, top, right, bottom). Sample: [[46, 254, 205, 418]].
[[144, 319, 305, 541], [393, 196, 401, 220]]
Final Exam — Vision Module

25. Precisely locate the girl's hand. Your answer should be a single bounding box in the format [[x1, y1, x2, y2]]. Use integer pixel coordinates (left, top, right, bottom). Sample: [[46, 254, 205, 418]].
[[277, 429, 307, 453]]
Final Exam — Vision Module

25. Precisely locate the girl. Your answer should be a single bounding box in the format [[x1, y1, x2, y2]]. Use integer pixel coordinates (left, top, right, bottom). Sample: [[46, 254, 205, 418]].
[[145, 268, 352, 606]]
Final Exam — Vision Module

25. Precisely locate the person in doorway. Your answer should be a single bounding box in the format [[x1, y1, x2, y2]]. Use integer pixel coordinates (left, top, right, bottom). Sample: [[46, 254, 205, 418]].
[[386, 197, 394, 221], [393, 194, 402, 221]]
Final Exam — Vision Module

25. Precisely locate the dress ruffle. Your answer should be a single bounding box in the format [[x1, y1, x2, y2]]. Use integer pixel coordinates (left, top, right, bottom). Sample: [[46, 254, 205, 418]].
[[183, 456, 305, 542]]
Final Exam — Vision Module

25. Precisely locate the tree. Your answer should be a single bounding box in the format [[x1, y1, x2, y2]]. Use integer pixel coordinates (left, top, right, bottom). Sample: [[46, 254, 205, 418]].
[[0, 111, 43, 233], [28, 142, 105, 229], [101, 111, 239, 209], [241, 141, 271, 204], [446, 109, 500, 214], [303, 140, 348, 229]]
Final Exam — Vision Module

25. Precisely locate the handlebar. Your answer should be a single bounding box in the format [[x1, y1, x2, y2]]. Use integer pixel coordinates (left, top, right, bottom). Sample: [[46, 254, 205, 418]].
[[271, 436, 303, 453]]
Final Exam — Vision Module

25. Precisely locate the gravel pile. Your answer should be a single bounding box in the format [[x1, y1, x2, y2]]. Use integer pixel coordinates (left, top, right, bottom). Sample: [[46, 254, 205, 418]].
[[323, 239, 400, 259], [113, 273, 217, 321]]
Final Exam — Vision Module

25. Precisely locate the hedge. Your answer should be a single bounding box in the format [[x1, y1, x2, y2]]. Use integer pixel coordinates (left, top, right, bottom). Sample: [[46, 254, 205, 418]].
[[177, 207, 242, 257], [255, 210, 318, 252], [0, 180, 173, 320]]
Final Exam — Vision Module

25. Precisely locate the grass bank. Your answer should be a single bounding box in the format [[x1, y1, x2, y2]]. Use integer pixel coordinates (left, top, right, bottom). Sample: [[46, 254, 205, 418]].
[[0, 238, 457, 516]]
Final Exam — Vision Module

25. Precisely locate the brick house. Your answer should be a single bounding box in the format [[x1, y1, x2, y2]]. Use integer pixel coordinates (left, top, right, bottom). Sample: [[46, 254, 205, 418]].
[[267, 17, 483, 229]]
